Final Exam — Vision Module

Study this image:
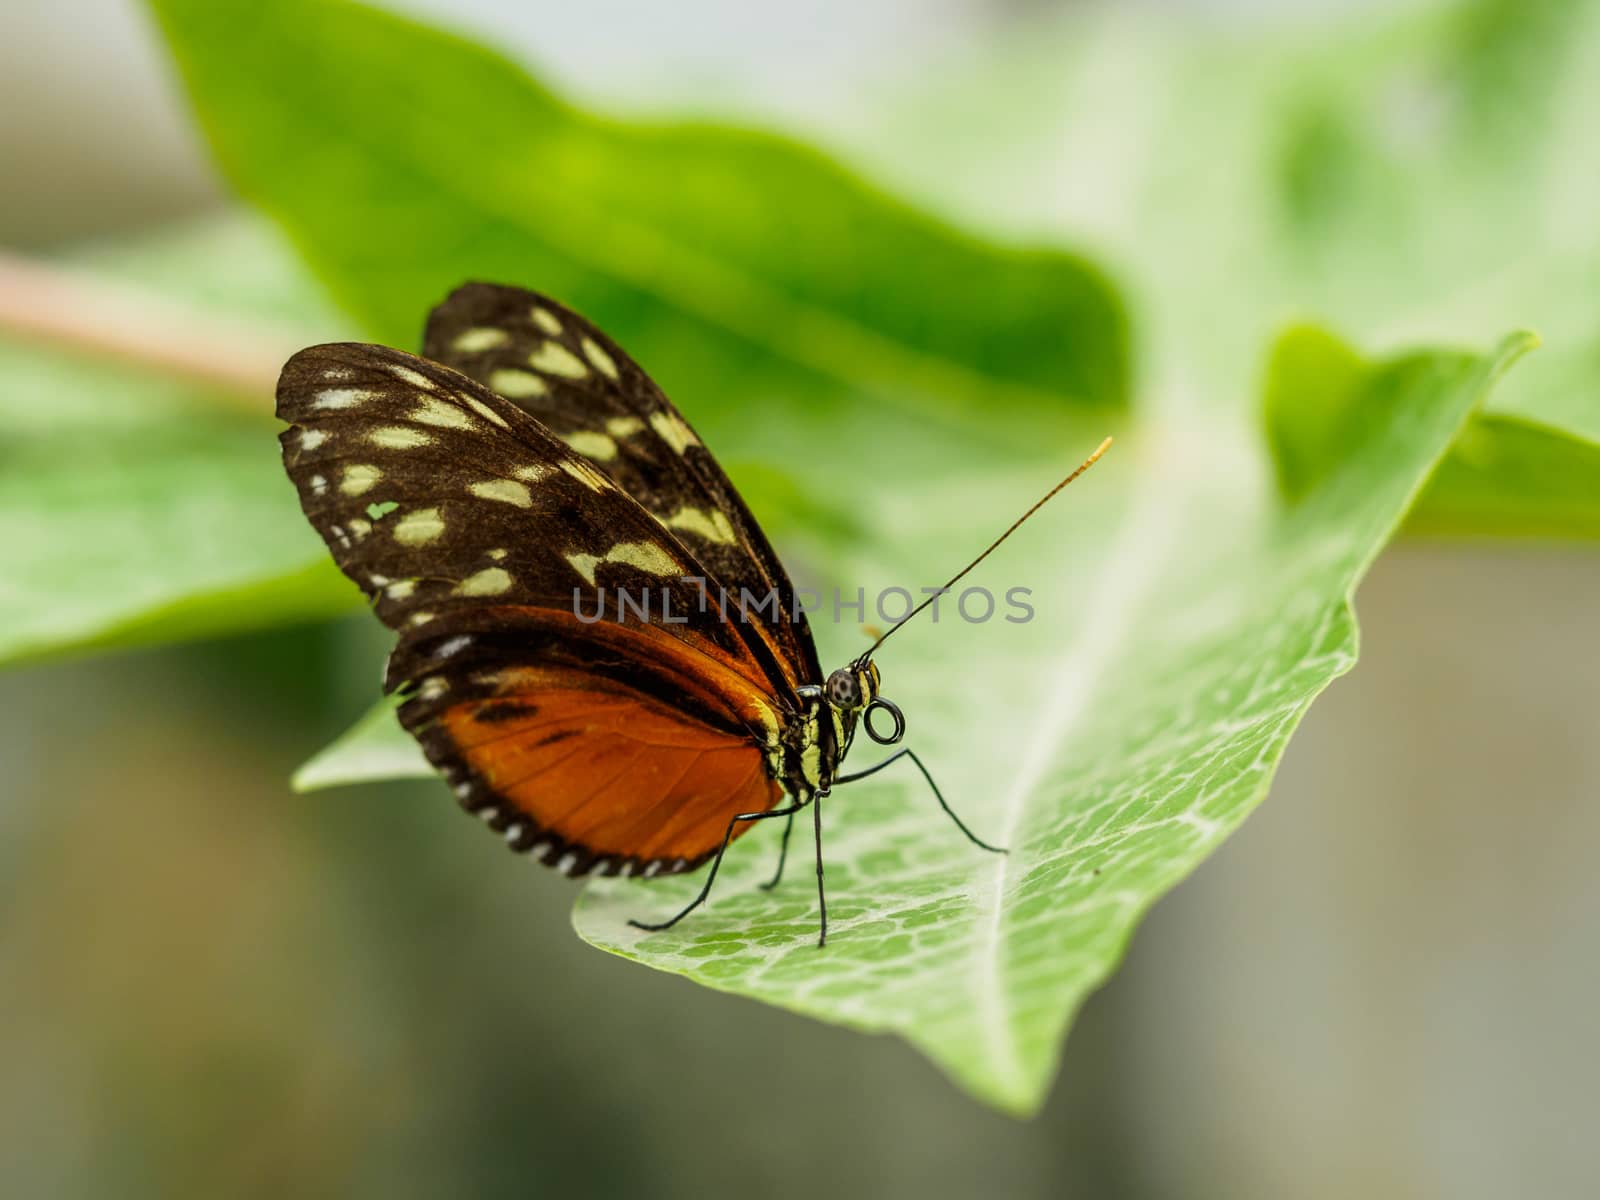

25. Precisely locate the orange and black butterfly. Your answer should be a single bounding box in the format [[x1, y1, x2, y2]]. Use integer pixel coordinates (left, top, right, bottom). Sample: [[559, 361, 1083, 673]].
[[278, 283, 1108, 945]]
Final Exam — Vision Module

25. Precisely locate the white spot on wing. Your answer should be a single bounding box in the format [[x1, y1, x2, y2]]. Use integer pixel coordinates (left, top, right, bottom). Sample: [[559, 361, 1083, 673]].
[[608, 542, 680, 577], [468, 479, 533, 507], [455, 567, 513, 597], [604, 416, 644, 439], [452, 327, 510, 353], [389, 363, 435, 389], [529, 342, 588, 379], [461, 394, 509, 428], [340, 464, 383, 496], [299, 428, 328, 451], [562, 430, 617, 461], [531, 306, 562, 335], [370, 426, 434, 450], [649, 410, 698, 454], [489, 369, 548, 399], [662, 506, 736, 545], [582, 338, 619, 380], [392, 507, 445, 545], [313, 388, 371, 410], [560, 460, 610, 492], [566, 540, 681, 585], [435, 635, 472, 658], [411, 397, 475, 429]]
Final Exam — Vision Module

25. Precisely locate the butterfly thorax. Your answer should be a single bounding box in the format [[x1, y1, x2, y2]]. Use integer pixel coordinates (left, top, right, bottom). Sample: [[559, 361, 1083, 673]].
[[776, 660, 882, 802]]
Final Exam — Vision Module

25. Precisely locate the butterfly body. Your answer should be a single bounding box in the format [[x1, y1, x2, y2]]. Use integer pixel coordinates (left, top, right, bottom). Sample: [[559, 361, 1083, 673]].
[[778, 661, 879, 803], [275, 281, 1049, 944], [279, 284, 941, 919]]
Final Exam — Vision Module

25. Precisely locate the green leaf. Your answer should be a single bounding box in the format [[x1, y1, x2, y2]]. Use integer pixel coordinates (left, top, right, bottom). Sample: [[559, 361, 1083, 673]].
[[853, 0, 1600, 536], [305, 329, 1534, 1112], [291, 694, 427, 792], [1265, 325, 1600, 539], [1262, 323, 1371, 501], [1405, 414, 1600, 539], [133, 0, 1583, 1114], [571, 331, 1533, 1113], [1255, 0, 1600, 537], [1406, 334, 1600, 539], [6, 0, 1131, 672], [0, 220, 364, 667], [145, 0, 1129, 450]]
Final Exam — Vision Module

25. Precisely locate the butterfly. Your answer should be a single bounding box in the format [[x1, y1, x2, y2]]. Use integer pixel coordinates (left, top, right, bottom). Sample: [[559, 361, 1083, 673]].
[[277, 282, 1109, 946]]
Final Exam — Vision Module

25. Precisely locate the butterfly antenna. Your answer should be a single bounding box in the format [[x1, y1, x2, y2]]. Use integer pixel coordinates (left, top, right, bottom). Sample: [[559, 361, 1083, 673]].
[[855, 436, 1113, 664]]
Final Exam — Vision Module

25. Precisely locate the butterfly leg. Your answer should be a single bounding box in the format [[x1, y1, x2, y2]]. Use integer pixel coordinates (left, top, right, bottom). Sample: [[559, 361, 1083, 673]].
[[759, 812, 796, 891], [835, 748, 1007, 854], [628, 803, 804, 935], [813, 793, 827, 948]]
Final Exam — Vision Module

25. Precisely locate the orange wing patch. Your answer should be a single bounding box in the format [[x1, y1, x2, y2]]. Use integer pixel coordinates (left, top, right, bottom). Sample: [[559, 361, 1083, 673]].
[[442, 688, 783, 877]]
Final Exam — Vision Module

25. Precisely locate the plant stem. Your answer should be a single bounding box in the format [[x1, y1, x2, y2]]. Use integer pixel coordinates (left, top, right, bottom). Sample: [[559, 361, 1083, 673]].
[[0, 250, 298, 413]]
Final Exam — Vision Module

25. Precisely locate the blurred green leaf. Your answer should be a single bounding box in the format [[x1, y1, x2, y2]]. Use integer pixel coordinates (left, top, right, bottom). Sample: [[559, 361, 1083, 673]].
[[1263, 324, 1371, 501], [0, 220, 363, 667], [1406, 332, 1600, 539], [1265, 324, 1600, 540], [292, 694, 426, 791], [146, 0, 1130, 449], [1258, 0, 1600, 536], [855, 0, 1600, 536], [306, 330, 1534, 1112], [127, 0, 1587, 1115], [1405, 414, 1600, 539], [6, 0, 1133, 671]]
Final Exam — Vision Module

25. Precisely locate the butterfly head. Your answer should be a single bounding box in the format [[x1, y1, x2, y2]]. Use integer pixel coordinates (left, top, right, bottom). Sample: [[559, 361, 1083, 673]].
[[827, 659, 903, 746]]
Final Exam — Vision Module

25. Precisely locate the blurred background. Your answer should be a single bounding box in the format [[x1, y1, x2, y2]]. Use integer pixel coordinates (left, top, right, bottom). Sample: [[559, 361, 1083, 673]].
[[2, 1, 1597, 1197]]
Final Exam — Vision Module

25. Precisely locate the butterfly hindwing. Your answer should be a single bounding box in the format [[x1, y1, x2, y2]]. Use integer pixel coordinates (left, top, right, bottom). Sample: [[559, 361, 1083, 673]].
[[424, 282, 822, 689], [277, 342, 796, 875], [399, 623, 786, 877], [424, 676, 783, 878]]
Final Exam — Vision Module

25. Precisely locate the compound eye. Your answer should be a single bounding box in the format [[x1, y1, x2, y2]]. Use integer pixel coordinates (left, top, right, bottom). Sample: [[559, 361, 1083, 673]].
[[826, 669, 860, 708]]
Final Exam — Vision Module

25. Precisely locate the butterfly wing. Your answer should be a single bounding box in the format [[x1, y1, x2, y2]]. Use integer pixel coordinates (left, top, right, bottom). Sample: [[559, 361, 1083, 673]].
[[423, 282, 823, 690], [404, 620, 784, 878], [278, 341, 790, 874]]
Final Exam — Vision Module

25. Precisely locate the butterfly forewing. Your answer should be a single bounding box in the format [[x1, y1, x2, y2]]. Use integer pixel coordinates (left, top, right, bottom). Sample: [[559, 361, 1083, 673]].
[[424, 283, 822, 690], [277, 342, 794, 875]]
